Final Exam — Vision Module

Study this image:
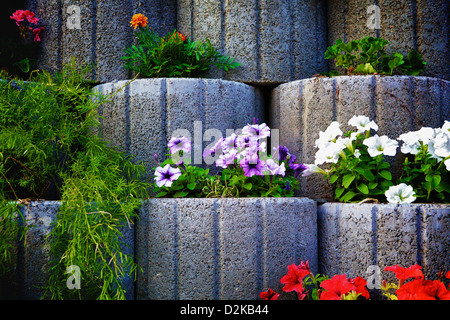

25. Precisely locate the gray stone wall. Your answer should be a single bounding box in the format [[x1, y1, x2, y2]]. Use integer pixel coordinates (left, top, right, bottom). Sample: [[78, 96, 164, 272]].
[[136, 197, 318, 300], [318, 202, 450, 288], [177, 0, 329, 85]]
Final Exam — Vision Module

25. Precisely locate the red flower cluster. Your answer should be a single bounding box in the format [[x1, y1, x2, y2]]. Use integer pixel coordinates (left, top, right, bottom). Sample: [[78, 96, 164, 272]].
[[259, 261, 450, 301], [320, 274, 369, 300], [385, 264, 450, 300], [10, 9, 44, 42]]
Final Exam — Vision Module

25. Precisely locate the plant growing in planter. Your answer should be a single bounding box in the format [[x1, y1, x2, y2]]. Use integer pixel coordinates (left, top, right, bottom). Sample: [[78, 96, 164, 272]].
[[324, 36, 426, 76], [152, 121, 307, 198], [302, 116, 450, 203], [259, 260, 450, 300], [122, 13, 240, 78], [0, 60, 150, 299], [1, 9, 45, 78]]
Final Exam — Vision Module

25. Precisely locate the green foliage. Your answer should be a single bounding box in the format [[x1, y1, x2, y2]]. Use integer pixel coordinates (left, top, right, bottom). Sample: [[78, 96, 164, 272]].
[[398, 145, 450, 203], [0, 60, 151, 299], [324, 36, 426, 76], [325, 132, 394, 203], [123, 28, 240, 78]]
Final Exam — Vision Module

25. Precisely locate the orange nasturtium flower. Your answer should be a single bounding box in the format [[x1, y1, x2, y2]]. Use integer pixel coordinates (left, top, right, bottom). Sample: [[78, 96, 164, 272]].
[[130, 13, 148, 29]]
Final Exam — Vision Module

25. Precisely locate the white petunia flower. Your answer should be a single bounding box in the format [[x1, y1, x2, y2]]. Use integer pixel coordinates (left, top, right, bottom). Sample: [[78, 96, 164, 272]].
[[301, 164, 327, 177], [348, 115, 378, 133], [445, 158, 450, 171], [363, 135, 398, 157], [398, 127, 436, 155], [314, 141, 345, 165], [433, 129, 450, 159], [315, 121, 343, 149], [385, 183, 416, 204]]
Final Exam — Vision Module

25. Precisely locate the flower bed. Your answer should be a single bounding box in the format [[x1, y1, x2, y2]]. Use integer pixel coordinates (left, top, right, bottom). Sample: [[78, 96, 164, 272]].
[[93, 78, 264, 175], [270, 75, 450, 200]]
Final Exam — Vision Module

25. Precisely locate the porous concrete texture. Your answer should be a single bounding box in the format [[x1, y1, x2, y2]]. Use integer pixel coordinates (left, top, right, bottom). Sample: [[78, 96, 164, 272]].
[[94, 78, 264, 175], [25, 0, 177, 82], [136, 197, 317, 300], [270, 75, 450, 200], [327, 0, 449, 80], [177, 0, 328, 85], [318, 202, 450, 288], [2, 201, 134, 300]]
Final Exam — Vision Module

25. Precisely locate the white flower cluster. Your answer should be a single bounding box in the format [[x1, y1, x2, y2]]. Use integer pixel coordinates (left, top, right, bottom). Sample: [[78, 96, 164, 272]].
[[306, 116, 450, 204], [398, 120, 450, 171], [312, 115, 398, 167]]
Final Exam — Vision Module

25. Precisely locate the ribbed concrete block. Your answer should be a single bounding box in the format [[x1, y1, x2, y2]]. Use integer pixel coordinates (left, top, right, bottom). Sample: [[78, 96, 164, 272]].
[[177, 0, 328, 85], [136, 197, 317, 300], [327, 0, 449, 80], [270, 75, 450, 200], [94, 78, 264, 175], [2, 201, 134, 299], [318, 203, 450, 286], [25, 0, 176, 82]]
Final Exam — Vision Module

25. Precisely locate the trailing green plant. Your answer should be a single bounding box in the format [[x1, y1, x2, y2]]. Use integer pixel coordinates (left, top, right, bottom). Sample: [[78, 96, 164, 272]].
[[123, 13, 240, 78], [324, 36, 426, 76], [0, 59, 151, 299]]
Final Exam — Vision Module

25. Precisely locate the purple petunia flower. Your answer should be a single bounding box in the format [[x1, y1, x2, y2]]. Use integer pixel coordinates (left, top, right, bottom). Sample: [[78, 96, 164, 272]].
[[240, 154, 265, 177], [242, 123, 271, 140], [264, 159, 286, 176], [289, 162, 308, 178], [167, 136, 191, 155], [154, 164, 182, 187]]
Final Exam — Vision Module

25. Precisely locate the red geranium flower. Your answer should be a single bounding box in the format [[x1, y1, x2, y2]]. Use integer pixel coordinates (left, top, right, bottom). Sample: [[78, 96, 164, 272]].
[[319, 274, 356, 300], [280, 263, 310, 294], [396, 279, 450, 300], [349, 276, 370, 299], [445, 271, 450, 280], [259, 288, 279, 300], [32, 27, 44, 42], [385, 264, 423, 286]]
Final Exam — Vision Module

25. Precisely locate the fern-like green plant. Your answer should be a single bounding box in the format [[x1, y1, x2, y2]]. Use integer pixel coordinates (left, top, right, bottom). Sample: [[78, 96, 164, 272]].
[[0, 60, 151, 299]]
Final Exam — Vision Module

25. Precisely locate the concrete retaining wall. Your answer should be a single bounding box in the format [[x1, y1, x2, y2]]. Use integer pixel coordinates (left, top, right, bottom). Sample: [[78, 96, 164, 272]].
[[135, 197, 318, 300], [25, 0, 177, 82], [318, 202, 450, 287], [93, 78, 264, 175], [270, 75, 450, 200], [0, 201, 134, 300], [327, 0, 449, 80], [177, 0, 328, 85]]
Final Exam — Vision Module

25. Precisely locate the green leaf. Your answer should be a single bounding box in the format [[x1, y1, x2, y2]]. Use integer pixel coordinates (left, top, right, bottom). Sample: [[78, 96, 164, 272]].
[[242, 182, 252, 190], [329, 174, 340, 184], [335, 187, 345, 199], [341, 191, 358, 202], [357, 183, 369, 195], [368, 181, 378, 190], [353, 62, 377, 75], [187, 182, 196, 190], [342, 174, 356, 188], [378, 170, 392, 181]]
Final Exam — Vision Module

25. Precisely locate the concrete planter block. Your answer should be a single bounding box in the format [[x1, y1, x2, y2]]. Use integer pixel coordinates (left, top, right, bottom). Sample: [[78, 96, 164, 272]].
[[136, 197, 317, 300], [25, 0, 177, 82], [327, 0, 449, 80], [318, 202, 450, 287], [270, 75, 450, 200], [177, 0, 328, 85], [94, 78, 264, 175], [1, 201, 134, 300]]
